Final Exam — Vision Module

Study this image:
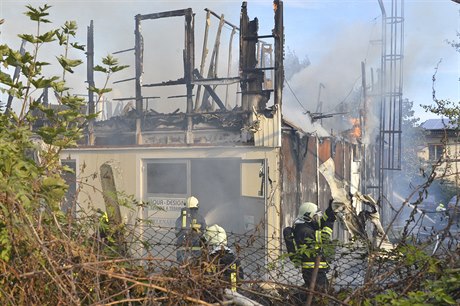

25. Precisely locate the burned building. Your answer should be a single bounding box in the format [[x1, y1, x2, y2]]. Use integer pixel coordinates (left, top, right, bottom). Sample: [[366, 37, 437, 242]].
[[61, 1, 369, 280]]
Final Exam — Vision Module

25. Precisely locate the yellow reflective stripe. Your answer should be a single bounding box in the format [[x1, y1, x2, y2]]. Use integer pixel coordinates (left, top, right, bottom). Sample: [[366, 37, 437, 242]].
[[181, 210, 187, 228], [322, 226, 333, 236], [178, 246, 201, 251], [101, 212, 108, 223], [230, 263, 237, 292], [302, 261, 329, 269], [315, 230, 322, 248]]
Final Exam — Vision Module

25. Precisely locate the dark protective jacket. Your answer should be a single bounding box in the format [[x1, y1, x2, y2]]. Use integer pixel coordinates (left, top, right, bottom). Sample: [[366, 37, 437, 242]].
[[206, 246, 244, 292], [292, 208, 335, 271], [175, 207, 207, 249]]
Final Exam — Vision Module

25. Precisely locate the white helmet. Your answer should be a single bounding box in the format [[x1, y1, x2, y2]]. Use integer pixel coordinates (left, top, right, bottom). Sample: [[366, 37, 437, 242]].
[[204, 224, 227, 247], [298, 202, 318, 219], [186, 196, 199, 209]]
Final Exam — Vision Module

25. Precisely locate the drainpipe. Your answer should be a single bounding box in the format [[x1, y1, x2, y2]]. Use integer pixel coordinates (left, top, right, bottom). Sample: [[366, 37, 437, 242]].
[[316, 136, 320, 206]]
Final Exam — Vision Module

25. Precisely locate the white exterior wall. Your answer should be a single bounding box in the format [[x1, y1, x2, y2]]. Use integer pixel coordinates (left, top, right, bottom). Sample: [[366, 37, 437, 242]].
[[61, 145, 282, 260]]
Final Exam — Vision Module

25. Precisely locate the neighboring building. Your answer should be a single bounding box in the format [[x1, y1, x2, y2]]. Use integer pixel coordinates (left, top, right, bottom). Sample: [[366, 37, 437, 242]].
[[419, 118, 460, 184]]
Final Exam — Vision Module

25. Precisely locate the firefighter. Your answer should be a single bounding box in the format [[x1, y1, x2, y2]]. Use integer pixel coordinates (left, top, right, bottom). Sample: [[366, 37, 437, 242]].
[[175, 196, 207, 264], [436, 203, 446, 212], [96, 209, 110, 242], [203, 224, 243, 292], [292, 200, 336, 292]]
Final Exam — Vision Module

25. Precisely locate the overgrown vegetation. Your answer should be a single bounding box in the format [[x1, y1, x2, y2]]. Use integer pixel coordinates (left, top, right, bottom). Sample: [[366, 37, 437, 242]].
[[0, 5, 133, 304]]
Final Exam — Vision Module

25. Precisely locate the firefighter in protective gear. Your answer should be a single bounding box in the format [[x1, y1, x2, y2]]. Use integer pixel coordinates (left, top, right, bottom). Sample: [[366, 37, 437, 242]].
[[292, 200, 336, 292], [203, 224, 244, 292], [436, 203, 446, 212], [175, 196, 207, 264]]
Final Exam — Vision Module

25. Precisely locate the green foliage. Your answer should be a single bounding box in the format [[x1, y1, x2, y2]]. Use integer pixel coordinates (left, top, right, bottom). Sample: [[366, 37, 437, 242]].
[[371, 271, 460, 305], [91, 54, 129, 98], [24, 4, 52, 23], [0, 4, 130, 304], [357, 244, 460, 305]]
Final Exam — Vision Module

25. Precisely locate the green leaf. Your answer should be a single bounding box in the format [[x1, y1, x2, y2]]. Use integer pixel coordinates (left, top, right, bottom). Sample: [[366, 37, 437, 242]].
[[35, 61, 51, 67], [42, 176, 65, 188], [37, 30, 57, 43], [90, 87, 112, 95], [111, 65, 129, 73], [51, 81, 69, 93], [18, 33, 37, 44], [18, 52, 32, 65], [24, 4, 52, 23], [441, 295, 456, 304], [56, 56, 83, 73], [93, 65, 108, 73], [55, 31, 66, 45], [0, 71, 13, 84], [102, 54, 118, 66], [63, 20, 78, 34], [70, 42, 85, 51], [0, 44, 12, 56], [30, 76, 60, 89]]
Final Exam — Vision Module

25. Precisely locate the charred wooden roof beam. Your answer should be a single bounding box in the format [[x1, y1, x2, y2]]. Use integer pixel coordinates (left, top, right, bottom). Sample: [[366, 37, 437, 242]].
[[193, 69, 227, 111], [138, 9, 191, 20], [143, 79, 186, 87]]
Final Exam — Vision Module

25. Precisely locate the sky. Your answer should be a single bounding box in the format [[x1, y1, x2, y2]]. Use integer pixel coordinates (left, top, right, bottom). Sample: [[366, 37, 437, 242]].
[[0, 0, 459, 125]]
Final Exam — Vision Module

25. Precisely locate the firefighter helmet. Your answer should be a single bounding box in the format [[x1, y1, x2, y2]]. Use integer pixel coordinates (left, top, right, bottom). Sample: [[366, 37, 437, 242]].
[[436, 203, 446, 212], [298, 202, 318, 219], [186, 196, 199, 209], [204, 224, 227, 246]]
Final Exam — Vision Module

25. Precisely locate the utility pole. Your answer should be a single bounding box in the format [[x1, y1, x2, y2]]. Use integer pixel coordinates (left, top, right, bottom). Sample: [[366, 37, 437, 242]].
[[87, 20, 95, 145]]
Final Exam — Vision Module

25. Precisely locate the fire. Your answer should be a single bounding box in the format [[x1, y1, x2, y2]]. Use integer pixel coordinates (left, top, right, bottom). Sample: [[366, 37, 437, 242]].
[[349, 118, 361, 139]]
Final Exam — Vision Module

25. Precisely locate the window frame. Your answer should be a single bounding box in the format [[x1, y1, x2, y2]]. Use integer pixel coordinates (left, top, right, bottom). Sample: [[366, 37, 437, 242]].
[[144, 159, 190, 198], [428, 144, 444, 161]]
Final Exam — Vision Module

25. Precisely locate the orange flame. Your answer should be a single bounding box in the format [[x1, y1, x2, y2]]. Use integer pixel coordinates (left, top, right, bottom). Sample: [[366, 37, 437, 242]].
[[349, 118, 361, 139]]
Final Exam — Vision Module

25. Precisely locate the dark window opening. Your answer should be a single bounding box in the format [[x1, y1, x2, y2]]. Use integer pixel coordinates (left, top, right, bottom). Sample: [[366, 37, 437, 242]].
[[428, 144, 443, 161], [146, 162, 187, 195]]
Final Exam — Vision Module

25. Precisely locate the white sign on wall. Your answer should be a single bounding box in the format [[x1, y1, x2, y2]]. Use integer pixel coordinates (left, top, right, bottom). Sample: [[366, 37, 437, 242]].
[[146, 197, 186, 228]]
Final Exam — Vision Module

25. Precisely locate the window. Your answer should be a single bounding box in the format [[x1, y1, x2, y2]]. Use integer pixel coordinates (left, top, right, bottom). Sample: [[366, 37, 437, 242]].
[[428, 144, 444, 161], [146, 161, 188, 196], [241, 160, 265, 198]]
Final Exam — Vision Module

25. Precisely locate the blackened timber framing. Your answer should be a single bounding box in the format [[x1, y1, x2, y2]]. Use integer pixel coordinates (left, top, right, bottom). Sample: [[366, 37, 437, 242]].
[[134, 8, 195, 144], [195, 10, 211, 111], [240, 2, 265, 111], [274, 0, 283, 110], [200, 14, 225, 111], [193, 69, 227, 111]]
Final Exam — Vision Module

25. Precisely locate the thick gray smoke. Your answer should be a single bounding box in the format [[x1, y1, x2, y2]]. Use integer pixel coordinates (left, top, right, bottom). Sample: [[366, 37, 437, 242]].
[[283, 20, 381, 137]]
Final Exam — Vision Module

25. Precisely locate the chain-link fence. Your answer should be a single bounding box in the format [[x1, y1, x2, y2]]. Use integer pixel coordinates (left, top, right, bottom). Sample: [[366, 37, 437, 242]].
[[92, 218, 459, 305], [6, 206, 456, 305]]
